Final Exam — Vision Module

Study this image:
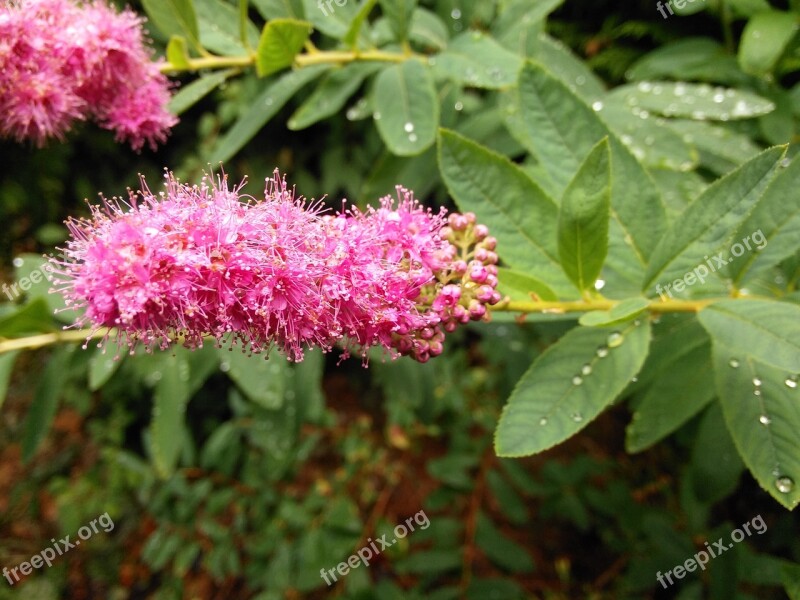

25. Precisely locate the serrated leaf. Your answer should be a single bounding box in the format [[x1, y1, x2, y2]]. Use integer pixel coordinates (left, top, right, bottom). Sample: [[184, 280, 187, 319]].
[[698, 299, 800, 509], [432, 31, 522, 89], [22, 349, 69, 462], [168, 68, 238, 115], [665, 119, 761, 176], [578, 297, 650, 327], [210, 64, 329, 163], [437, 129, 571, 295], [534, 34, 605, 102], [373, 59, 438, 156], [496, 320, 651, 457], [288, 63, 380, 130], [0, 351, 19, 410], [142, 0, 201, 51], [150, 353, 191, 477], [625, 341, 715, 453], [256, 19, 311, 77], [739, 10, 799, 75], [558, 138, 611, 292], [643, 147, 784, 293], [727, 153, 800, 285], [606, 81, 775, 121], [496, 268, 558, 302]]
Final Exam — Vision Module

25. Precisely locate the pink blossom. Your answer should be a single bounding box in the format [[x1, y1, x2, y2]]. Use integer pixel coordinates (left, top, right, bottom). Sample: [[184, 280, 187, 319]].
[[0, 0, 176, 150], [51, 172, 501, 363]]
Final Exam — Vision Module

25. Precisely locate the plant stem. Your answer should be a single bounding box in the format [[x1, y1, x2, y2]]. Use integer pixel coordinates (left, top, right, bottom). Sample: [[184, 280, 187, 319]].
[[491, 297, 715, 314], [0, 329, 108, 354], [159, 47, 416, 74]]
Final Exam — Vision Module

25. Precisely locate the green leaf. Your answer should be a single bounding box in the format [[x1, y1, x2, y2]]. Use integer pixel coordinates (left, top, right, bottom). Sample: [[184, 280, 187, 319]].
[[739, 10, 799, 75], [534, 34, 605, 102], [302, 0, 361, 38], [665, 119, 761, 176], [88, 340, 124, 391], [379, 0, 416, 41], [220, 348, 288, 409], [373, 59, 438, 156], [495, 320, 651, 457], [409, 8, 449, 50], [168, 68, 238, 115], [506, 62, 667, 284], [475, 512, 534, 573], [727, 153, 800, 285], [625, 341, 715, 453], [166, 36, 191, 69], [0, 351, 19, 410], [626, 38, 747, 85], [256, 19, 312, 77], [689, 402, 744, 504], [437, 129, 571, 295], [432, 31, 522, 89], [698, 299, 800, 509], [142, 0, 201, 51], [196, 0, 260, 55], [496, 268, 558, 302], [343, 0, 377, 47], [0, 298, 53, 336], [782, 563, 800, 600], [606, 82, 775, 121], [578, 297, 650, 327], [150, 353, 191, 477], [394, 549, 462, 575], [22, 349, 69, 462], [288, 63, 380, 130], [210, 64, 329, 163], [643, 147, 784, 293], [558, 138, 611, 292], [253, 0, 305, 19], [13, 253, 81, 324]]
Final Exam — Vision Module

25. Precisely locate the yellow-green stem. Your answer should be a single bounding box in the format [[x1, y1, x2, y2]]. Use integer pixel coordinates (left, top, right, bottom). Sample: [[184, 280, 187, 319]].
[[492, 298, 715, 314]]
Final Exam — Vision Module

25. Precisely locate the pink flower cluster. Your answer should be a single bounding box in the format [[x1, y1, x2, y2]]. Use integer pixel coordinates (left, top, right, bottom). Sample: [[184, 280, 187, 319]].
[[0, 0, 176, 150], [51, 171, 501, 363]]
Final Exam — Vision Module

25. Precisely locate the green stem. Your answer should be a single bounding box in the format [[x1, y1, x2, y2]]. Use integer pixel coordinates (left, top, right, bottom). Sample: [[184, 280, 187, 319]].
[[491, 297, 715, 314], [159, 48, 417, 74], [0, 328, 109, 354]]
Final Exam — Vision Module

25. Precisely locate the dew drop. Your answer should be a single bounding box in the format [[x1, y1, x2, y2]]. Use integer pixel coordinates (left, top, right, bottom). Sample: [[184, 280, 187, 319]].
[[450, 8, 461, 19], [404, 122, 415, 133], [220, 361, 231, 372], [759, 414, 772, 426], [12, 257, 23, 268], [594, 279, 606, 291], [408, 133, 418, 143], [713, 93, 725, 103], [571, 412, 583, 423], [454, 101, 464, 111], [592, 101, 603, 111], [581, 363, 592, 376], [785, 376, 798, 389], [607, 332, 624, 348], [638, 82, 653, 92], [373, 112, 382, 120], [539, 417, 548, 426], [728, 358, 740, 368], [631, 376, 638, 383], [780, 157, 791, 168], [753, 377, 762, 387], [596, 346, 609, 358], [572, 375, 583, 386], [775, 477, 794, 494], [575, 75, 585, 85]]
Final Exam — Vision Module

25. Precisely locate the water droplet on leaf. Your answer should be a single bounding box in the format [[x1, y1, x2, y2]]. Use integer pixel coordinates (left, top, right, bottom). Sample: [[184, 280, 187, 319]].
[[607, 332, 624, 348], [775, 477, 794, 494]]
